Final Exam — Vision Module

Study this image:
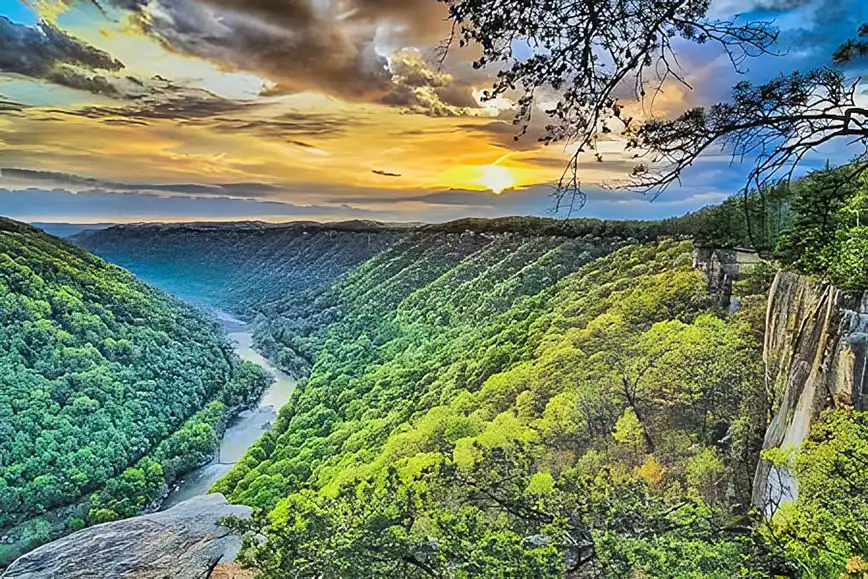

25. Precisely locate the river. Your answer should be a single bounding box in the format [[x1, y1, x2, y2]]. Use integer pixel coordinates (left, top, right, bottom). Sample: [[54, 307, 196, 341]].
[[160, 313, 297, 509]]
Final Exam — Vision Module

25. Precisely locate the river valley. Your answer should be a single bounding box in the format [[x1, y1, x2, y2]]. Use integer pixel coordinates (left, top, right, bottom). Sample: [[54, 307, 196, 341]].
[[161, 314, 297, 510]]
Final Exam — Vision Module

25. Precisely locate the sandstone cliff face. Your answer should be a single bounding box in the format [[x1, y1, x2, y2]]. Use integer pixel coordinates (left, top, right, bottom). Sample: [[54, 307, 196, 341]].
[[691, 249, 868, 512], [1, 494, 250, 579], [752, 272, 868, 511]]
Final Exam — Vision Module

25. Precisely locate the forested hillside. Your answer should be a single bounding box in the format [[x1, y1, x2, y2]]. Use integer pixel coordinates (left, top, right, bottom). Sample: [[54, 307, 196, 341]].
[[67, 203, 868, 576], [72, 221, 412, 320], [212, 233, 774, 577], [0, 218, 269, 565], [75, 217, 702, 377]]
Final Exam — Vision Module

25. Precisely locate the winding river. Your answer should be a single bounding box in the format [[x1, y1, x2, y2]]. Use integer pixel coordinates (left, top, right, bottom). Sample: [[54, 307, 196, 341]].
[[160, 313, 297, 510]]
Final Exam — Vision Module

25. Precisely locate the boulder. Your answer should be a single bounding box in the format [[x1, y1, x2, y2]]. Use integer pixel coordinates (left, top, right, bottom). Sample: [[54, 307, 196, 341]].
[[2, 494, 251, 579]]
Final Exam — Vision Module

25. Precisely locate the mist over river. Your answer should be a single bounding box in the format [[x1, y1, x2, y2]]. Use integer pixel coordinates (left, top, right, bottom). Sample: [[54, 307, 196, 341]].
[[160, 314, 297, 510]]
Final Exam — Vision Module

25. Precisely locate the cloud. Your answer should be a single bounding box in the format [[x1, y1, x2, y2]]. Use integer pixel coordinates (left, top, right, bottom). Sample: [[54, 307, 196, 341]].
[[44, 66, 122, 96], [458, 120, 545, 151], [0, 168, 286, 198], [89, 0, 478, 115], [0, 16, 125, 95], [44, 86, 258, 123], [0, 187, 377, 220], [109, 0, 387, 100], [325, 182, 732, 221], [710, 0, 815, 16], [0, 96, 26, 114], [194, 111, 358, 143], [380, 50, 479, 116]]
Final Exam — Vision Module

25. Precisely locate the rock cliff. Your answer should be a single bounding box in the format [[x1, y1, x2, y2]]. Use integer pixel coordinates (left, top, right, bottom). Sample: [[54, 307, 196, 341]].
[[692, 246, 764, 298], [1, 494, 250, 579], [752, 271, 868, 511], [692, 248, 868, 512]]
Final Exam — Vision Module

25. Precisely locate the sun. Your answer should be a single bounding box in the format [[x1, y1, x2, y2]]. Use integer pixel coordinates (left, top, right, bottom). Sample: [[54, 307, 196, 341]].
[[478, 164, 515, 195]]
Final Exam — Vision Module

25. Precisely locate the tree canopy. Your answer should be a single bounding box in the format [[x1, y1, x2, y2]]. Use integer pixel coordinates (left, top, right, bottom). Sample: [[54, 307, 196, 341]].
[[0, 218, 269, 564]]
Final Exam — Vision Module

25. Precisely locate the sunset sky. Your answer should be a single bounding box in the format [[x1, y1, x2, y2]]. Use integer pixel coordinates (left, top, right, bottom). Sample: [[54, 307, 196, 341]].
[[0, 0, 866, 223]]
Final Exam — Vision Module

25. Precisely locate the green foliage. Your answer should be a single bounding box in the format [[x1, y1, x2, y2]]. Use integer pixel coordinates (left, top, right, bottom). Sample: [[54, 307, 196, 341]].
[[692, 164, 868, 290], [212, 237, 769, 576], [775, 165, 859, 279], [74, 222, 410, 376], [20, 518, 51, 546], [0, 219, 269, 547], [732, 261, 779, 297], [74, 217, 709, 378], [613, 408, 645, 447], [766, 409, 868, 577], [0, 545, 15, 567], [692, 181, 793, 251]]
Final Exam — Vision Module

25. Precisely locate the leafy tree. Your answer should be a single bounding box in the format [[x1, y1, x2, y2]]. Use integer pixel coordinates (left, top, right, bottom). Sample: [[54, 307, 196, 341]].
[[766, 409, 868, 577], [210, 237, 771, 576]]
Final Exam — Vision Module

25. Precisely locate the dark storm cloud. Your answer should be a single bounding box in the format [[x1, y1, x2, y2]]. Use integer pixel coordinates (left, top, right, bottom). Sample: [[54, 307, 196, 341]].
[[0, 168, 285, 198], [0, 17, 122, 76], [45, 67, 122, 96], [0, 15, 261, 101], [112, 0, 393, 100], [89, 0, 476, 114], [0, 17, 126, 95]]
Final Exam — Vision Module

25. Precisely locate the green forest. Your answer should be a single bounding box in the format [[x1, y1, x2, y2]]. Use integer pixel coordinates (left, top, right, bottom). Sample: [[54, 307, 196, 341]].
[[0, 218, 269, 565], [215, 166, 868, 577], [66, 166, 868, 577], [72, 221, 410, 319], [214, 233, 778, 577], [693, 165, 868, 289]]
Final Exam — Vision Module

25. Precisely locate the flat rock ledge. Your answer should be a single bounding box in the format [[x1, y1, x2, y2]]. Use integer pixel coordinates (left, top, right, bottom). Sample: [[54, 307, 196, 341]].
[[2, 494, 252, 579]]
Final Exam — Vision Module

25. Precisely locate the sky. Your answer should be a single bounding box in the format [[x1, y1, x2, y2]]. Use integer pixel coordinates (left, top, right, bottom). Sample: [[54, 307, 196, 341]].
[[0, 0, 866, 224]]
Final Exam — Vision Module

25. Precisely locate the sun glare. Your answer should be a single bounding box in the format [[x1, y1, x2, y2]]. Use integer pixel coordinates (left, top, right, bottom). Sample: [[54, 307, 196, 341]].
[[478, 164, 515, 195]]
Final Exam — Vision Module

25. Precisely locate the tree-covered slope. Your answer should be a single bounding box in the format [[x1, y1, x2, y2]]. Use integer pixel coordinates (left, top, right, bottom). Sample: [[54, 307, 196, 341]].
[[216, 236, 771, 577], [0, 218, 268, 563], [73, 217, 704, 377], [62, 205, 868, 576], [72, 221, 411, 318]]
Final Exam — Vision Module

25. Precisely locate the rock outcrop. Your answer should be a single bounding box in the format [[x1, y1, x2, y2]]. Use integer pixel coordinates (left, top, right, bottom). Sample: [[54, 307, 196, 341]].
[[752, 272, 868, 511], [692, 250, 868, 512], [692, 247, 764, 294], [1, 494, 251, 579]]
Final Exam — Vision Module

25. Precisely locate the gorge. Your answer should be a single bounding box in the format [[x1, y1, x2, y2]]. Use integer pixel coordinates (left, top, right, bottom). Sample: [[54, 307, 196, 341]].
[[3, 210, 868, 578]]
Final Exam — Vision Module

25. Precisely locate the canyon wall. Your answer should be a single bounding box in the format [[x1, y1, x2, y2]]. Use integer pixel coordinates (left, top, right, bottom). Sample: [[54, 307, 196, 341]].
[[693, 247, 868, 511], [752, 272, 868, 511]]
